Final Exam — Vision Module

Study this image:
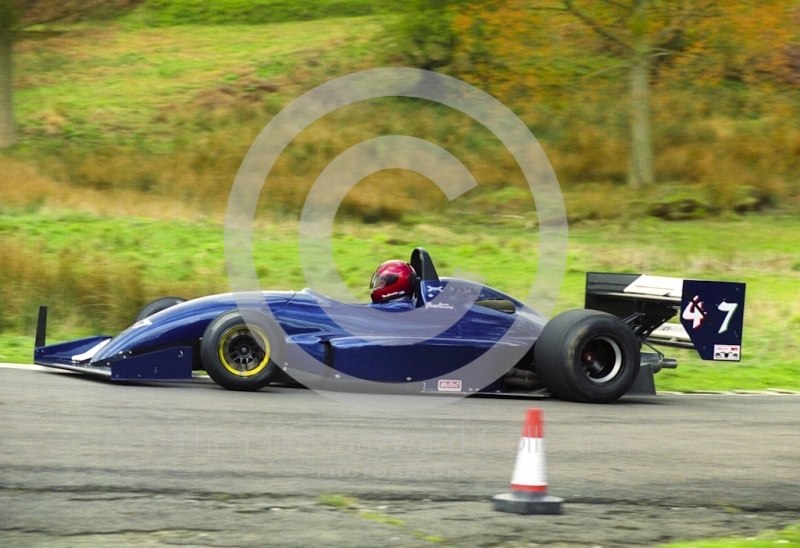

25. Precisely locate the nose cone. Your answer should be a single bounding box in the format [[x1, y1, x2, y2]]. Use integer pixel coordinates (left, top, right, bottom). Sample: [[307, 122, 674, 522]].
[[92, 292, 295, 363]]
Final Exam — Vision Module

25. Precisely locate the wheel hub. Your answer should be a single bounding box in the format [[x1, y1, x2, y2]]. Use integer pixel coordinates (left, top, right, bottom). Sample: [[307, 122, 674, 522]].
[[236, 344, 252, 358], [218, 326, 270, 375], [580, 336, 623, 385], [228, 336, 259, 367]]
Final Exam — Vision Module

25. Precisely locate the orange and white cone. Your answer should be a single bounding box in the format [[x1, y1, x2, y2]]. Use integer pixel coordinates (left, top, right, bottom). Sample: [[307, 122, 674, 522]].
[[492, 408, 563, 514]]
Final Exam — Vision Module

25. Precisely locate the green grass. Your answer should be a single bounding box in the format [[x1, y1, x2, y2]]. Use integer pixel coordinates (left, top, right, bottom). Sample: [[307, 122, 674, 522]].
[[360, 512, 405, 527], [1, 209, 798, 393], [0, 335, 37, 364], [317, 495, 450, 544], [318, 494, 358, 508], [12, 17, 386, 152], [662, 524, 800, 548], [126, 0, 404, 27]]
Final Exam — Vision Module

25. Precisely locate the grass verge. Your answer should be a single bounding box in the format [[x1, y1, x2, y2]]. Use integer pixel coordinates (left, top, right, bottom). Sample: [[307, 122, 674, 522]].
[[662, 524, 800, 548]]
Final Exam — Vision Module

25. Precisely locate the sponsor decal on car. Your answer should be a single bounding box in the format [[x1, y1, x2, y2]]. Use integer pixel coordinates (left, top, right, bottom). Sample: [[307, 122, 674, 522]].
[[713, 344, 740, 361], [425, 302, 454, 310], [438, 379, 462, 392]]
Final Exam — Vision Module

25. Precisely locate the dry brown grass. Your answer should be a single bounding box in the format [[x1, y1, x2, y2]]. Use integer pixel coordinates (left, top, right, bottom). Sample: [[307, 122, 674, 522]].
[[0, 234, 227, 335], [0, 237, 142, 333], [3, 93, 799, 227], [0, 158, 204, 219]]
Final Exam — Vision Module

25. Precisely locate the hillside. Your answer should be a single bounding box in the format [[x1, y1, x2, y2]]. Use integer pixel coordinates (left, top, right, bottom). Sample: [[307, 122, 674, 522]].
[[1, 0, 798, 222]]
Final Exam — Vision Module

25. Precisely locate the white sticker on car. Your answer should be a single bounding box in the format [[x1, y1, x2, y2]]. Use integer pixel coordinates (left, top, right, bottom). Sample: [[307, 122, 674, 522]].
[[438, 379, 462, 392], [713, 345, 740, 361]]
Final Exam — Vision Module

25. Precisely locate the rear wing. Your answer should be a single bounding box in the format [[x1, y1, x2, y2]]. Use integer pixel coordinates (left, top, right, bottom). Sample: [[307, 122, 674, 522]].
[[585, 273, 746, 361]]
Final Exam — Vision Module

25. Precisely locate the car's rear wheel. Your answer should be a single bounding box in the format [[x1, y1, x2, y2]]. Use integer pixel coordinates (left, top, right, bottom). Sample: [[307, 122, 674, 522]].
[[201, 309, 283, 391], [533, 309, 640, 403], [135, 297, 186, 323]]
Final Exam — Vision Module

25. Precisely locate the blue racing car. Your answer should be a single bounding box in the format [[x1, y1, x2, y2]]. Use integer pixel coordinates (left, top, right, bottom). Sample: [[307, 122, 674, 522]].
[[34, 248, 745, 403]]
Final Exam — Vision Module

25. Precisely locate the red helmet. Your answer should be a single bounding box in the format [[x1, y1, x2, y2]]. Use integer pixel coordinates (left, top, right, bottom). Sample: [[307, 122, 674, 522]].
[[370, 260, 417, 303]]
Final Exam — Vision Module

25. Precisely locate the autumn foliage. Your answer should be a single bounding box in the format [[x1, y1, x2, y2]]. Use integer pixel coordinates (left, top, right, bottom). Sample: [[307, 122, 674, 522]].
[[447, 1, 800, 95], [419, 0, 800, 209], [0, 0, 798, 218]]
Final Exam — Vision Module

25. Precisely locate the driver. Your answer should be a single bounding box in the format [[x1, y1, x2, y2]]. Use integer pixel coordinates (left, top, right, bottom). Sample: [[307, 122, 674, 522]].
[[369, 260, 416, 310]]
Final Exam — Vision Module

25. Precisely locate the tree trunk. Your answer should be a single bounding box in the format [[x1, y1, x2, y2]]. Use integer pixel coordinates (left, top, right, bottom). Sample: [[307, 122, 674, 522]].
[[628, 55, 653, 189], [628, 1, 654, 189], [0, 33, 14, 148]]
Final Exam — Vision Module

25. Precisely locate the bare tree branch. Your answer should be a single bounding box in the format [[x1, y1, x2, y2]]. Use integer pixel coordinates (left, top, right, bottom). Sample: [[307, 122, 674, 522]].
[[528, 6, 569, 12], [12, 29, 65, 39], [648, 48, 699, 60], [653, 0, 714, 45], [562, 0, 634, 52], [582, 62, 631, 79], [597, 0, 633, 13]]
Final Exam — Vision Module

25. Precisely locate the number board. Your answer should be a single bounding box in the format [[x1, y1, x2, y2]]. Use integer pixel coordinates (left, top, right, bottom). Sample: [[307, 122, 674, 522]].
[[680, 280, 746, 362]]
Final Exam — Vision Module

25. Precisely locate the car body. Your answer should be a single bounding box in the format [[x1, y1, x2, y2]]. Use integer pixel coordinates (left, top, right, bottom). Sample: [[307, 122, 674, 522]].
[[34, 248, 746, 403]]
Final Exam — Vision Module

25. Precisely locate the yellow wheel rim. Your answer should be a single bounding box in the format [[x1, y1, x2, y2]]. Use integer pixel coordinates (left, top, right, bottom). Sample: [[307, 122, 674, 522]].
[[217, 325, 271, 377]]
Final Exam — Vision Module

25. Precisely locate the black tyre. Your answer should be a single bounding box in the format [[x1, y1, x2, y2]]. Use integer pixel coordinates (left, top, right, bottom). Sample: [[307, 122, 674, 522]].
[[200, 309, 284, 391], [135, 297, 186, 323], [533, 309, 640, 403]]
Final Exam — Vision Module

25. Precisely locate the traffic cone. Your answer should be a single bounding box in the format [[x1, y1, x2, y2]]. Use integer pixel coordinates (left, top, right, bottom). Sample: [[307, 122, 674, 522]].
[[492, 408, 563, 514]]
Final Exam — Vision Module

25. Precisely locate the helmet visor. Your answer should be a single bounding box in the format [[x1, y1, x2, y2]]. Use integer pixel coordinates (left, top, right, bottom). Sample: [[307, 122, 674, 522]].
[[370, 272, 398, 291]]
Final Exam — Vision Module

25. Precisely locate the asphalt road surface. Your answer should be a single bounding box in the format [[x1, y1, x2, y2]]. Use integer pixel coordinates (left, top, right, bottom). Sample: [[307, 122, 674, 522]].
[[2, 365, 800, 547]]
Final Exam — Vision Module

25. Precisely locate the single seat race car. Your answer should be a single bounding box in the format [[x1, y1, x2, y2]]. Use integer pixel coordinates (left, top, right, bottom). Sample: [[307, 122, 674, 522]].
[[34, 248, 746, 403]]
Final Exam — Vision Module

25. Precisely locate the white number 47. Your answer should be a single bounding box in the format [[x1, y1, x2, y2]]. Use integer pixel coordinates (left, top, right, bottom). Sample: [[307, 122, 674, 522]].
[[682, 298, 738, 334]]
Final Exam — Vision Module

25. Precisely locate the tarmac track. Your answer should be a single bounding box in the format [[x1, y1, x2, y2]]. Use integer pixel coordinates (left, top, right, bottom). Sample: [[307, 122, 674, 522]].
[[1, 364, 800, 547]]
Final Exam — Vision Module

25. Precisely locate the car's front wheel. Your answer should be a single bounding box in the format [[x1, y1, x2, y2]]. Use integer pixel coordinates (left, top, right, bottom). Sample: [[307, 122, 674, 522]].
[[200, 309, 283, 391], [135, 297, 186, 323], [533, 309, 640, 403]]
